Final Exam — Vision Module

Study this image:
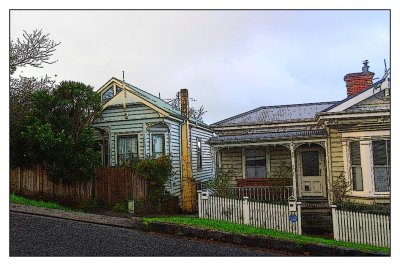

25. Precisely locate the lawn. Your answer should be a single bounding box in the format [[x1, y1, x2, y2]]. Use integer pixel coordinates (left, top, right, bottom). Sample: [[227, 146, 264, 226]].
[[144, 216, 390, 254], [10, 193, 76, 212]]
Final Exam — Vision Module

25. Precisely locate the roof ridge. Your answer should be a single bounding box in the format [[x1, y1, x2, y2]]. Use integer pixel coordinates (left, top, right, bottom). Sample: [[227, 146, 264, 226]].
[[113, 77, 182, 114], [211, 101, 338, 126], [260, 101, 339, 109]]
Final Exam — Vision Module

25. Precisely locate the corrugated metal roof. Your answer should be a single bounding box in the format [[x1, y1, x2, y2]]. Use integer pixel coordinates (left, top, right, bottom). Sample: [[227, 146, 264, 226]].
[[112, 77, 209, 127], [211, 102, 338, 127], [208, 130, 327, 144]]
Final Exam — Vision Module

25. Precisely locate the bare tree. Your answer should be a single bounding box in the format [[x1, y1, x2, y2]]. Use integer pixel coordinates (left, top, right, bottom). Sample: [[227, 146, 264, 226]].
[[165, 94, 207, 122], [10, 29, 61, 75], [10, 30, 60, 168]]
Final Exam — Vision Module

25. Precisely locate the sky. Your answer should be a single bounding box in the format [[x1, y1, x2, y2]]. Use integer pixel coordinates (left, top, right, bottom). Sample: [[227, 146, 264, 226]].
[[10, 10, 390, 124]]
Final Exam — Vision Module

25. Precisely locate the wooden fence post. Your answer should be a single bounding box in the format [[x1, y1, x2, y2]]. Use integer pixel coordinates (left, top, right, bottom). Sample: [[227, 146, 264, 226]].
[[297, 202, 302, 235], [331, 205, 339, 240], [197, 190, 202, 218], [243, 196, 250, 225]]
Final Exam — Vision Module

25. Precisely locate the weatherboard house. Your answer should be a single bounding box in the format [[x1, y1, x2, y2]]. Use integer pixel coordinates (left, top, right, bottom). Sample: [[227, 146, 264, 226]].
[[208, 61, 390, 205], [92, 77, 213, 210]]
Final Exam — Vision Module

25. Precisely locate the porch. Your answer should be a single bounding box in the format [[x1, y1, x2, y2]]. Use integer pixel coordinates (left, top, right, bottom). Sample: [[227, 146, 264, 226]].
[[209, 133, 331, 203]]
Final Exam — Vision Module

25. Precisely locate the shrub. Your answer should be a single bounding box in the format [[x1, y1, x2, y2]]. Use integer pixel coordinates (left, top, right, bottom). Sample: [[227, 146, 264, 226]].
[[122, 155, 173, 200], [207, 168, 236, 197], [113, 201, 128, 213], [337, 201, 390, 215]]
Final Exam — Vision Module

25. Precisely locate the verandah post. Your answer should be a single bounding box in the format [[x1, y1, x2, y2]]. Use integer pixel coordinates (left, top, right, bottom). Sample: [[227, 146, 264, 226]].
[[243, 196, 250, 225], [289, 142, 297, 199]]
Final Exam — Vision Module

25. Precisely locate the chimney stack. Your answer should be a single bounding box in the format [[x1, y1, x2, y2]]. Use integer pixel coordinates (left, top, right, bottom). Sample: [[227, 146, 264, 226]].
[[180, 88, 189, 118], [344, 60, 375, 97]]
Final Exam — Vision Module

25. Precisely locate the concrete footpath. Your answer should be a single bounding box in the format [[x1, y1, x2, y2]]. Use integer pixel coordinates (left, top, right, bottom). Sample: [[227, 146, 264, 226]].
[[10, 203, 388, 256]]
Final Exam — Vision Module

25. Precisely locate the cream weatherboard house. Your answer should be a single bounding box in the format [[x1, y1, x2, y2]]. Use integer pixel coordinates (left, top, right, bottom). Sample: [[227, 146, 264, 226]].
[[208, 61, 390, 205], [92, 77, 213, 211]]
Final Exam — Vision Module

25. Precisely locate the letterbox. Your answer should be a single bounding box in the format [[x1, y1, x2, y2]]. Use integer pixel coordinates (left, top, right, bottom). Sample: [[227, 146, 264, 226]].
[[288, 196, 297, 212], [201, 189, 210, 200]]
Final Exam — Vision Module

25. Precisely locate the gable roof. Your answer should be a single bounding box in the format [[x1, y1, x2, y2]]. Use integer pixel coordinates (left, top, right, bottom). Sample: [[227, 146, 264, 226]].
[[98, 77, 209, 127], [322, 69, 390, 113], [211, 101, 338, 127]]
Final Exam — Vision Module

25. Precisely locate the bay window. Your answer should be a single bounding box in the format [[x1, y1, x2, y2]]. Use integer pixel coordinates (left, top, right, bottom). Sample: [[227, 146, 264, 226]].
[[372, 140, 390, 192]]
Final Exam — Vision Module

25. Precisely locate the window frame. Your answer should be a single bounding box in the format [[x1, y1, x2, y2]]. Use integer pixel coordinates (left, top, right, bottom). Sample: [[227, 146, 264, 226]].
[[245, 149, 266, 179], [116, 134, 139, 165], [101, 86, 115, 104], [196, 137, 203, 170], [349, 141, 363, 192], [342, 131, 390, 198], [372, 139, 390, 193], [151, 133, 166, 158]]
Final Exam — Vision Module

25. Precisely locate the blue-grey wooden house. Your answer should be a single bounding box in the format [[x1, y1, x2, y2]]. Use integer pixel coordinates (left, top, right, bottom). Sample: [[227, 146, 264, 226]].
[[92, 77, 214, 198]]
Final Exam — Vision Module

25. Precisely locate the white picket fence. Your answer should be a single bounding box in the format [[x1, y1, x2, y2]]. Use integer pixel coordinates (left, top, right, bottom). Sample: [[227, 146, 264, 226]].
[[331, 206, 390, 247], [197, 191, 302, 235]]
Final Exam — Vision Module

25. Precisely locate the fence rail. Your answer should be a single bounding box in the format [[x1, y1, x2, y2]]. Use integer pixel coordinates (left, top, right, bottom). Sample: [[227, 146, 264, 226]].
[[198, 191, 301, 235], [332, 206, 390, 248]]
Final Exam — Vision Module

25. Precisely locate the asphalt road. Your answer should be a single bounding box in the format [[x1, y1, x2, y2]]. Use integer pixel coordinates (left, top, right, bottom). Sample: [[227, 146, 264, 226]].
[[10, 212, 284, 256]]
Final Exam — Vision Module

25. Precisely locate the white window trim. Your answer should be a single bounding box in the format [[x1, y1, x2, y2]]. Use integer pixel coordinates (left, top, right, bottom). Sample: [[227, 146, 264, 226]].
[[196, 137, 203, 170], [342, 131, 390, 198], [243, 147, 269, 179], [149, 132, 168, 157], [114, 132, 140, 165]]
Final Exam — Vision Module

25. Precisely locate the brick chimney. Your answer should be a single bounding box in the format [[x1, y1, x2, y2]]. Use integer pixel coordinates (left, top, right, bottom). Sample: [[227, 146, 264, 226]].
[[344, 60, 375, 97], [180, 88, 189, 118]]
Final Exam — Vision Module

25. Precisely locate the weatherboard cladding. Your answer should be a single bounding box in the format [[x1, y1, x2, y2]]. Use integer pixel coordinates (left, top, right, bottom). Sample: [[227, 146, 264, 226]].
[[190, 126, 213, 184], [212, 102, 338, 127], [208, 130, 327, 144]]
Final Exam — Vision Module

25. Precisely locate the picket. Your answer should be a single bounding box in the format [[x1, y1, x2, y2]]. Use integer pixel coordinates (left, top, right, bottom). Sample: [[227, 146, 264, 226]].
[[198, 192, 301, 235], [331, 206, 390, 248]]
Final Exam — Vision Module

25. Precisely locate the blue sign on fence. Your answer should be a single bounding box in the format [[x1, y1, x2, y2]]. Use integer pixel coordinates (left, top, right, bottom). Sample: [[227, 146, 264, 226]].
[[288, 214, 298, 223]]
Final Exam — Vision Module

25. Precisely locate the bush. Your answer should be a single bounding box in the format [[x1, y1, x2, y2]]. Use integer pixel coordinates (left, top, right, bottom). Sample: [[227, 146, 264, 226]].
[[207, 168, 236, 197], [16, 81, 102, 183], [337, 201, 390, 215], [113, 201, 129, 213], [122, 155, 173, 200]]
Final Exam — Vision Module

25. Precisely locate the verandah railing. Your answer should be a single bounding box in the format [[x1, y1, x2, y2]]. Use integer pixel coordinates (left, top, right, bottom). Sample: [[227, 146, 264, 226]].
[[214, 186, 293, 202]]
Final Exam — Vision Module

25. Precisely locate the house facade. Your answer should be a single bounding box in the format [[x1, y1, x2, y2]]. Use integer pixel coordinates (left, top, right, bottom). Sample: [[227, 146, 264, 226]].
[[208, 61, 390, 204], [92, 77, 213, 209]]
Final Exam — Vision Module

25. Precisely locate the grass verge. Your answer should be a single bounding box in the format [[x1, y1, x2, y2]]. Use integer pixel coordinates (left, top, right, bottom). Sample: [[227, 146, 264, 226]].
[[10, 193, 76, 212], [144, 216, 390, 254]]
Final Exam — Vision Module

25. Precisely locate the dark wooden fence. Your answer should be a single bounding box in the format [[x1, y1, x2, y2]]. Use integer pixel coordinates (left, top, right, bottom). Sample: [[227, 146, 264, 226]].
[[10, 164, 147, 205], [95, 167, 147, 205]]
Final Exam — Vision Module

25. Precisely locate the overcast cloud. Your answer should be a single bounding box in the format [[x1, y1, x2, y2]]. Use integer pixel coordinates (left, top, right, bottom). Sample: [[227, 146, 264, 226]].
[[10, 10, 390, 124]]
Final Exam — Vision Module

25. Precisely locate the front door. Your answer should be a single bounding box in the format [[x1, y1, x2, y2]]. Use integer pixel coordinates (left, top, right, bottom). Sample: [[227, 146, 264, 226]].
[[297, 148, 326, 197]]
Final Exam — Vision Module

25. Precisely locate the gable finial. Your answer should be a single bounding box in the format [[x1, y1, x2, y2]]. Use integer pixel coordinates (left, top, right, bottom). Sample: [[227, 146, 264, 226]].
[[384, 59, 387, 74]]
